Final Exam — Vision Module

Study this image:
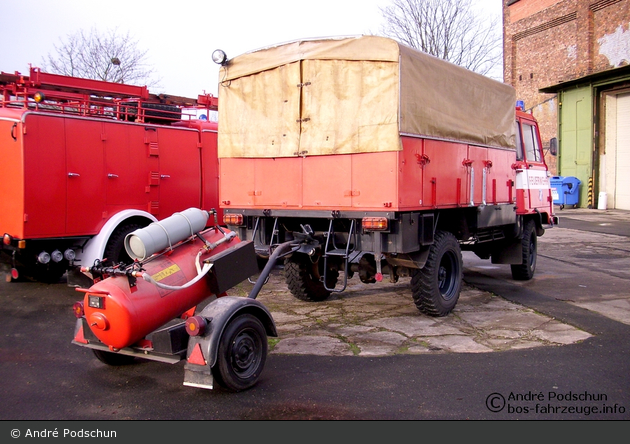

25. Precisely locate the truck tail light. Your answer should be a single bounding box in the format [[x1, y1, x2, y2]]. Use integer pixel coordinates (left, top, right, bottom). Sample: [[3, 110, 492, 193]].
[[223, 213, 244, 226], [2, 234, 11, 246], [362, 217, 388, 231]]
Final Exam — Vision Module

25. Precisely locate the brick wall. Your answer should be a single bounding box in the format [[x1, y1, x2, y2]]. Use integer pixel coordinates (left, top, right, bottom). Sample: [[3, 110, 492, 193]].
[[503, 0, 630, 174]]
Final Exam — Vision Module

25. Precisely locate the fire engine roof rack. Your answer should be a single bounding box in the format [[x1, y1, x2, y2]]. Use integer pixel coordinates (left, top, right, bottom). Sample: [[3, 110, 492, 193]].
[[0, 67, 218, 124]]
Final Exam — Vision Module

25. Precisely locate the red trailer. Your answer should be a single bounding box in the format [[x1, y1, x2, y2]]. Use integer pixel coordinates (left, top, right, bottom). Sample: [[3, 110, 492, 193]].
[[0, 67, 220, 284], [216, 36, 558, 316]]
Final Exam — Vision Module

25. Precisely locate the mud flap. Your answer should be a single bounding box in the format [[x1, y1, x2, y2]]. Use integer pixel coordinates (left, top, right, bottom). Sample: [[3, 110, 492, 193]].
[[183, 350, 214, 390], [491, 238, 523, 264]]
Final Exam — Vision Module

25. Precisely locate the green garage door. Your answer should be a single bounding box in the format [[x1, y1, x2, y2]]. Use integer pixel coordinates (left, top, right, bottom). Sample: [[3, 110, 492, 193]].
[[559, 86, 593, 208], [616, 93, 630, 210]]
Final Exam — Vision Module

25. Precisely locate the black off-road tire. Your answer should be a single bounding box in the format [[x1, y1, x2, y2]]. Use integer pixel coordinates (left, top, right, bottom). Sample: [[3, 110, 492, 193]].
[[212, 314, 267, 392], [410, 231, 463, 317], [285, 254, 338, 302], [511, 219, 537, 281]]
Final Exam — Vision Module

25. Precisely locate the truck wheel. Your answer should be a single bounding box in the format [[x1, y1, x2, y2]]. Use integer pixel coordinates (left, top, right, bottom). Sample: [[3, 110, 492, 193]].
[[103, 223, 141, 266], [92, 349, 135, 365], [411, 231, 462, 317], [285, 254, 338, 301], [511, 219, 537, 281], [213, 314, 267, 392]]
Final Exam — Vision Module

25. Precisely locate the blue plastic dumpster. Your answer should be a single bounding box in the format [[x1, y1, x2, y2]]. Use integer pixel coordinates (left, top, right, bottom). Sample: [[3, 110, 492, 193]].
[[550, 176, 581, 209]]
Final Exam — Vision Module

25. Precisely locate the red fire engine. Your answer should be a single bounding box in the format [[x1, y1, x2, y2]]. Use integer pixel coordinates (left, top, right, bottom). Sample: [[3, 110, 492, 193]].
[[0, 67, 220, 284], [216, 36, 559, 317]]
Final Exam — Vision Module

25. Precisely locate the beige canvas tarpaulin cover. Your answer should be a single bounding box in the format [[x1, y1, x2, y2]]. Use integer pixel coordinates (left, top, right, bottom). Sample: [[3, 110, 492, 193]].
[[217, 35, 516, 158]]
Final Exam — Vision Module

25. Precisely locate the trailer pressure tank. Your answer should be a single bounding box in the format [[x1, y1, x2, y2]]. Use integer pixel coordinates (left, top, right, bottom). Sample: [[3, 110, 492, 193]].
[[82, 226, 255, 350], [125, 208, 210, 261]]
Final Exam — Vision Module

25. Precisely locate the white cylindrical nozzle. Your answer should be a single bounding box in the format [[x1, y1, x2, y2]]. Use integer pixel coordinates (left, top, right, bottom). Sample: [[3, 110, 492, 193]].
[[124, 208, 210, 260]]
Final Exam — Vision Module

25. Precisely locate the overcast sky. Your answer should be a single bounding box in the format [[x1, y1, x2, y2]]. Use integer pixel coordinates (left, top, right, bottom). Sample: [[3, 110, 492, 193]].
[[1, 0, 502, 99]]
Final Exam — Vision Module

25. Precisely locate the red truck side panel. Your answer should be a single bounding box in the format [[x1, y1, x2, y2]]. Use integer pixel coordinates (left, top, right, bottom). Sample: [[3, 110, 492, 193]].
[[104, 123, 154, 209], [5, 113, 217, 241], [149, 126, 202, 218], [0, 118, 26, 238], [257, 157, 302, 208], [303, 155, 350, 208], [23, 115, 69, 237], [219, 137, 518, 213], [485, 147, 515, 205], [65, 117, 107, 235], [351, 152, 398, 209], [220, 157, 255, 207], [398, 137, 424, 209], [421, 139, 469, 207], [201, 127, 222, 221]]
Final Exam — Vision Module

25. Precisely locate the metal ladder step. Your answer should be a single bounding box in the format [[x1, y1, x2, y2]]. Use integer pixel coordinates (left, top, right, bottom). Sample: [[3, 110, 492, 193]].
[[325, 248, 350, 257], [323, 219, 355, 293]]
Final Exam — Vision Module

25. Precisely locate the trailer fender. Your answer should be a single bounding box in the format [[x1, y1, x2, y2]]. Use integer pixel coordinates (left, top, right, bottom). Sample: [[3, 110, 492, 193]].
[[187, 296, 277, 369], [74, 210, 157, 267]]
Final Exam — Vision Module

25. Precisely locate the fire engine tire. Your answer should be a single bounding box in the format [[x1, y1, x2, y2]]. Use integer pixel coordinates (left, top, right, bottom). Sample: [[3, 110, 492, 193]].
[[284, 254, 338, 302], [92, 349, 135, 366], [410, 230, 463, 317], [103, 223, 142, 266], [511, 219, 537, 281], [212, 314, 267, 392]]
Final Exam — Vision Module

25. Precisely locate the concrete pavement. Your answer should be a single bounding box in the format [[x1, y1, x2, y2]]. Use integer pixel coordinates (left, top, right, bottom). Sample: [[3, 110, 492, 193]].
[[231, 207, 630, 357]]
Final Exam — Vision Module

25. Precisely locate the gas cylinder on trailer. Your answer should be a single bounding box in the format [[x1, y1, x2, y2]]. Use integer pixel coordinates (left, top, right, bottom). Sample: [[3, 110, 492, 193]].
[[78, 208, 254, 351]]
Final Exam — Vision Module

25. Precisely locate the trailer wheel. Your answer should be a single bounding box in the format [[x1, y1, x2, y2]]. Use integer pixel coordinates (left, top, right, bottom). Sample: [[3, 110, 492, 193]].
[[511, 219, 537, 281], [103, 223, 141, 266], [92, 349, 135, 366], [285, 254, 337, 302], [213, 314, 267, 392], [411, 231, 462, 317]]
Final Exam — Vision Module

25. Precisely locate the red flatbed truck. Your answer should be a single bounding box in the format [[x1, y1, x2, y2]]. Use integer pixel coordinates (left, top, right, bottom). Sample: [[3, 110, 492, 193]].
[[0, 67, 220, 284], [216, 36, 558, 316]]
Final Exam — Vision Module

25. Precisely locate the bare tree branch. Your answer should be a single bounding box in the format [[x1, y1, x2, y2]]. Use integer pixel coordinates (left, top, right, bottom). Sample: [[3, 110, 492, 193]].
[[42, 27, 161, 88], [378, 0, 502, 77]]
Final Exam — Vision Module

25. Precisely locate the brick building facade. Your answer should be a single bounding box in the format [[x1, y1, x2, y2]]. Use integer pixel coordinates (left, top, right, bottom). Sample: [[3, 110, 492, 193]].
[[503, 0, 630, 207]]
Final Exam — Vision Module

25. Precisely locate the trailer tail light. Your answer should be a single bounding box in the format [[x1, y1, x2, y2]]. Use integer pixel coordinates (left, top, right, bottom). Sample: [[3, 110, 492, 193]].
[[224, 213, 244, 226], [362, 217, 388, 231], [185, 315, 208, 336], [73, 301, 85, 318]]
